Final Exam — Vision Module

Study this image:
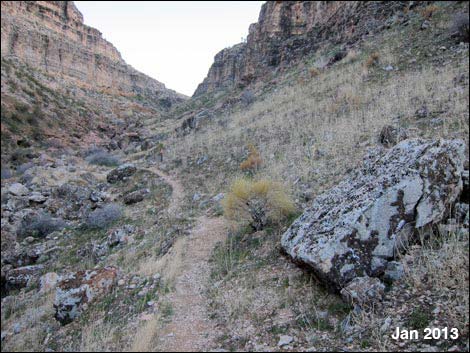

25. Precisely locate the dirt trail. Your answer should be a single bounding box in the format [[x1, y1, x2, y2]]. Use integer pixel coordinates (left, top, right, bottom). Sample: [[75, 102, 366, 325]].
[[143, 166, 185, 216], [133, 166, 227, 351], [156, 215, 227, 352]]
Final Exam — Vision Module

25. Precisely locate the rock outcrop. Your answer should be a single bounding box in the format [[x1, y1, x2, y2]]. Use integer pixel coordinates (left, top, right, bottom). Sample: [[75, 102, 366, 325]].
[[1, 1, 185, 105], [54, 266, 118, 324], [194, 1, 415, 96], [281, 139, 466, 292]]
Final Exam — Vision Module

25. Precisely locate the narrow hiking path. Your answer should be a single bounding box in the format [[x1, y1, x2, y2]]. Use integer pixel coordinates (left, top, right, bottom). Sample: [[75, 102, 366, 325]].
[[156, 215, 227, 352], [143, 166, 185, 216], [131, 164, 227, 351]]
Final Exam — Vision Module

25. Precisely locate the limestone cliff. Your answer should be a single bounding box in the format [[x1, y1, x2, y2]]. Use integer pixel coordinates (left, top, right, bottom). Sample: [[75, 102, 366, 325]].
[[194, 1, 413, 96], [1, 1, 185, 104]]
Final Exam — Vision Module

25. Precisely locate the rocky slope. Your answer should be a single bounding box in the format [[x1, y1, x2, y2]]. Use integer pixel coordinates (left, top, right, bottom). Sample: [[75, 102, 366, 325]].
[[194, 1, 416, 96]]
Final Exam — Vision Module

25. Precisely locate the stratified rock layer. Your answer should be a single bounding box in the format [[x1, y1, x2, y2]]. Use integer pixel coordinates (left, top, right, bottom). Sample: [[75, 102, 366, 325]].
[[1, 1, 185, 104], [281, 139, 466, 290]]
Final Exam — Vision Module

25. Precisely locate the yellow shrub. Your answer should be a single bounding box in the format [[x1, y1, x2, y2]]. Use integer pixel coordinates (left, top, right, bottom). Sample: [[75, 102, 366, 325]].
[[364, 52, 380, 68], [420, 4, 439, 19], [223, 178, 295, 231], [240, 144, 262, 172], [309, 67, 321, 77]]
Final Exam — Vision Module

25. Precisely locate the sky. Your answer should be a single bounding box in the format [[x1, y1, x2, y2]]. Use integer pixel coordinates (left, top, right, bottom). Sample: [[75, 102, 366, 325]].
[[74, 1, 264, 96]]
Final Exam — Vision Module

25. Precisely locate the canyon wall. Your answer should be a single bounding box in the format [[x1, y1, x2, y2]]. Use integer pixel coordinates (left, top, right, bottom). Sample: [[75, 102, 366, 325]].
[[1, 1, 185, 104], [194, 1, 411, 96]]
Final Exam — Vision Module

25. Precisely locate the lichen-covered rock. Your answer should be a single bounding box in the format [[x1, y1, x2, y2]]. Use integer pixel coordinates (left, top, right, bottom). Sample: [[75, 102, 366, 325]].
[[5, 264, 44, 290], [340, 276, 385, 305], [123, 188, 150, 205], [54, 267, 118, 324], [106, 163, 137, 184], [282, 139, 466, 291]]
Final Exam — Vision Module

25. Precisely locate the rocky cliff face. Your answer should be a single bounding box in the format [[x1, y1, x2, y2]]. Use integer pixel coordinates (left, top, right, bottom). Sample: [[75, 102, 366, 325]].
[[1, 1, 185, 104], [194, 1, 412, 96]]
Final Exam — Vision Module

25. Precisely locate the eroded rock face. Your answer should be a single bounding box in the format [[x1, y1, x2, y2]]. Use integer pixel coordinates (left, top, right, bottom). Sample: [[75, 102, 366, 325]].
[[281, 139, 466, 291], [194, 1, 412, 96], [54, 266, 118, 324]]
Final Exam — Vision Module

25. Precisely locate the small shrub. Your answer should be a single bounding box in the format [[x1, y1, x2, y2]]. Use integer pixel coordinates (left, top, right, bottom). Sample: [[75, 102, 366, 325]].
[[10, 148, 37, 165], [420, 4, 439, 19], [309, 67, 321, 77], [240, 144, 262, 173], [85, 150, 120, 167], [450, 13, 469, 42], [364, 52, 380, 68], [18, 212, 66, 238], [84, 204, 123, 229], [407, 307, 432, 330], [222, 178, 295, 231], [240, 90, 255, 106]]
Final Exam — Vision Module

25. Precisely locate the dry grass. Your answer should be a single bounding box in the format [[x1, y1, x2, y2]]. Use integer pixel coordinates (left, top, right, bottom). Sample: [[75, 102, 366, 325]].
[[167, 57, 468, 201], [223, 178, 295, 230], [420, 4, 440, 19], [130, 315, 159, 352], [403, 228, 469, 335], [80, 317, 119, 351]]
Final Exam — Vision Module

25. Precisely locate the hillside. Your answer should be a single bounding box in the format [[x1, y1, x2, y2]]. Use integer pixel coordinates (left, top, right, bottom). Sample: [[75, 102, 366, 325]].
[[1, 1, 469, 352]]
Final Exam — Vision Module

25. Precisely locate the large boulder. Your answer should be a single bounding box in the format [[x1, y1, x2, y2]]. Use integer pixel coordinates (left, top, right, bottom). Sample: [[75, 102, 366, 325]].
[[106, 163, 137, 184], [281, 139, 466, 291], [54, 266, 118, 324]]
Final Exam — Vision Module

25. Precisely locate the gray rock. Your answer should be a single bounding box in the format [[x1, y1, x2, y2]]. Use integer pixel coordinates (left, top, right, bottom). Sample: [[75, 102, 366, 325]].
[[28, 192, 47, 204], [123, 188, 150, 205], [212, 193, 225, 202], [278, 335, 294, 347], [340, 276, 385, 305], [6, 264, 44, 290], [106, 163, 137, 184], [383, 261, 404, 282], [8, 183, 29, 196], [282, 139, 466, 291]]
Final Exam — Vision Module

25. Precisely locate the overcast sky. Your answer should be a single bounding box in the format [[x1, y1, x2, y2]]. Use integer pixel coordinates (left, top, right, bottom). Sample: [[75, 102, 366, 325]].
[[74, 1, 263, 96]]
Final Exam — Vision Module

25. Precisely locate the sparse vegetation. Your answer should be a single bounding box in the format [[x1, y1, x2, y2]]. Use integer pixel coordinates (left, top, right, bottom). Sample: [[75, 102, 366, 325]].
[[85, 149, 120, 167], [17, 212, 66, 238], [84, 204, 123, 229]]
